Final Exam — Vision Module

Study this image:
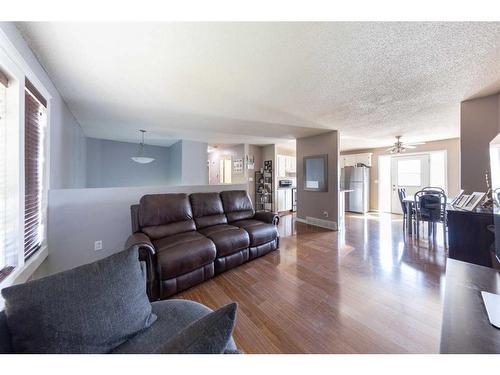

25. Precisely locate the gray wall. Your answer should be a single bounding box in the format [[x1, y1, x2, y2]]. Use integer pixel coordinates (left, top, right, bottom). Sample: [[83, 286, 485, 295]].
[[33, 183, 249, 278], [461, 93, 500, 192], [168, 140, 182, 185], [247, 144, 263, 204], [86, 138, 172, 188], [181, 140, 208, 185], [0, 22, 87, 189], [297, 131, 340, 227]]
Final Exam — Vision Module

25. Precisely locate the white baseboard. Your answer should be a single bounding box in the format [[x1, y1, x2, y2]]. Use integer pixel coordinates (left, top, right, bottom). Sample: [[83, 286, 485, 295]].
[[296, 216, 338, 231]]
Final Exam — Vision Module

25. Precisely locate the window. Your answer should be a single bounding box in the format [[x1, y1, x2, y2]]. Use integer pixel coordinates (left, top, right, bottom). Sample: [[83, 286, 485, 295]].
[[0, 68, 16, 282], [24, 80, 47, 260], [0, 70, 8, 280], [397, 159, 421, 187], [0, 44, 49, 291]]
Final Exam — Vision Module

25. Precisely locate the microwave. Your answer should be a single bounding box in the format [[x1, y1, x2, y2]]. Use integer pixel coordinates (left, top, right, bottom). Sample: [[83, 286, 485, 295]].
[[279, 180, 293, 188]]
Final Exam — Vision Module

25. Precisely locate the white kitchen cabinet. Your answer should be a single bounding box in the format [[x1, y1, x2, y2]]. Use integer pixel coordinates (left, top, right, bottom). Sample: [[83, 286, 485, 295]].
[[277, 189, 293, 212], [277, 155, 287, 177], [356, 153, 372, 166], [277, 155, 297, 175], [285, 189, 292, 211], [277, 189, 286, 211], [285, 156, 296, 173], [341, 153, 372, 167]]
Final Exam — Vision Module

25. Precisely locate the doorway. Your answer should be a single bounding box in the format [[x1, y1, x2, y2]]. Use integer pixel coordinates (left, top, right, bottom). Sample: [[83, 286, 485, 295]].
[[219, 156, 232, 184], [390, 154, 430, 214]]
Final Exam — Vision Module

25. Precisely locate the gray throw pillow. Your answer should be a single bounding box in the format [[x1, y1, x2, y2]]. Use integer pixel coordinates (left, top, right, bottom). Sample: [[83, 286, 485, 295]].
[[1, 248, 157, 353], [154, 303, 238, 354]]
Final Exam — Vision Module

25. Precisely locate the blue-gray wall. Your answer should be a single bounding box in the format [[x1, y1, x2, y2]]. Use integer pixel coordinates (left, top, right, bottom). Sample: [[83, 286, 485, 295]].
[[167, 140, 182, 185], [86, 138, 173, 188], [181, 140, 209, 185]]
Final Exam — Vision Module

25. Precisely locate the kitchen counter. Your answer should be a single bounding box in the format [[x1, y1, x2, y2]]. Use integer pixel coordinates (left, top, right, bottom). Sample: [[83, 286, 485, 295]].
[[338, 189, 353, 230]]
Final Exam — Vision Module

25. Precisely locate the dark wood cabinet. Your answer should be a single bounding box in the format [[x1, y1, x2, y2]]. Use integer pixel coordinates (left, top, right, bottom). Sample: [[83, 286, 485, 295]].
[[447, 207, 495, 267], [440, 259, 500, 353]]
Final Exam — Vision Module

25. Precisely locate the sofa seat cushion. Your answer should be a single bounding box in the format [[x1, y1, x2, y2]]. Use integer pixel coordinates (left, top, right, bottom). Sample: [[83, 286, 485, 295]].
[[111, 299, 237, 354], [153, 232, 216, 279], [198, 225, 250, 257], [232, 220, 278, 247]]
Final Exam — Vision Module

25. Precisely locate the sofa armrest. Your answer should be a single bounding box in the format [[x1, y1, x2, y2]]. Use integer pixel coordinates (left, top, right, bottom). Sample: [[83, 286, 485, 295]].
[[125, 233, 159, 301], [253, 211, 280, 225], [126, 232, 155, 255]]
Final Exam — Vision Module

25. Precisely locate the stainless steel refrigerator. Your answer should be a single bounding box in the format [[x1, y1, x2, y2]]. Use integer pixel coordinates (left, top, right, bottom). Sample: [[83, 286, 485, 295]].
[[341, 166, 370, 214]]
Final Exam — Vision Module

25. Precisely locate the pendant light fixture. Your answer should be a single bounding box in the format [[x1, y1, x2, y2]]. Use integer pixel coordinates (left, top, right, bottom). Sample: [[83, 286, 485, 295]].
[[131, 129, 155, 164]]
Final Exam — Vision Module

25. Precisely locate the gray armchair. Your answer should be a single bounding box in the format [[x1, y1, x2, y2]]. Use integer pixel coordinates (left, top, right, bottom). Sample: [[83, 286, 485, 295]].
[[0, 299, 238, 354], [0, 247, 239, 354]]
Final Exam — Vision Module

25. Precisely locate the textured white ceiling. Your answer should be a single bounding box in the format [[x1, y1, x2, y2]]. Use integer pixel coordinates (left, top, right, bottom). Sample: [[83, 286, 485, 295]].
[[16, 22, 500, 150]]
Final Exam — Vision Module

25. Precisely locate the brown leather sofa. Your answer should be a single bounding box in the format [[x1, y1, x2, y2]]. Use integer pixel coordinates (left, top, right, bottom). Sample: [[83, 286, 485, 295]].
[[126, 190, 279, 300]]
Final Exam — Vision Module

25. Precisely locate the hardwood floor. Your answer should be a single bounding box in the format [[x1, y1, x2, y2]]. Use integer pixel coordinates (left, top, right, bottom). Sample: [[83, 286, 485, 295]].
[[176, 212, 447, 353]]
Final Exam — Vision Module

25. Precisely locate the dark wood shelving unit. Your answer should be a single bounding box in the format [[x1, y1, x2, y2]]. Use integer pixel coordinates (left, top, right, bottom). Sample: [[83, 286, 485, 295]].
[[255, 160, 273, 211]]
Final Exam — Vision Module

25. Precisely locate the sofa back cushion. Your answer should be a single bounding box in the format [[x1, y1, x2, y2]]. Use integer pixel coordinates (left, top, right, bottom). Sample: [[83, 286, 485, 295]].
[[0, 248, 157, 354], [139, 194, 196, 239], [189, 192, 228, 229], [220, 190, 255, 223]]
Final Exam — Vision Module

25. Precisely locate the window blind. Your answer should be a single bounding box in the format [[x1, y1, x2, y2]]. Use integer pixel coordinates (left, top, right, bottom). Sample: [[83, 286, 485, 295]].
[[24, 79, 46, 260]]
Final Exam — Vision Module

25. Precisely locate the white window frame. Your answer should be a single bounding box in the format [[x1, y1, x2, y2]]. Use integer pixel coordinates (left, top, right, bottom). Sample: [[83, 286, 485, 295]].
[[0, 29, 51, 297]]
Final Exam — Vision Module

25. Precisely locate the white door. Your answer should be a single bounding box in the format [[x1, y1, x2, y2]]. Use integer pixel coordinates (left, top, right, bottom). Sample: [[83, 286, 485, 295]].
[[219, 157, 232, 184], [391, 154, 430, 214]]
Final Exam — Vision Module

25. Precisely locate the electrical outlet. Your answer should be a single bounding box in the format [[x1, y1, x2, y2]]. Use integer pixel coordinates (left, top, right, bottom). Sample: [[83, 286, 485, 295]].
[[94, 240, 103, 251], [323, 211, 329, 218]]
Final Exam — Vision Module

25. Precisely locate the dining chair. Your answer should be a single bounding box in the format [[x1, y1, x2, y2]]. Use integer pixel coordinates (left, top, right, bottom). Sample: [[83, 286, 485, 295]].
[[422, 186, 446, 194], [414, 189, 447, 246], [398, 188, 415, 234]]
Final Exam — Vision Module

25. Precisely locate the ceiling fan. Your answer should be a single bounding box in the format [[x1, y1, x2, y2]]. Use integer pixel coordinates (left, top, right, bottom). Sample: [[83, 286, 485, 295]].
[[386, 135, 426, 154]]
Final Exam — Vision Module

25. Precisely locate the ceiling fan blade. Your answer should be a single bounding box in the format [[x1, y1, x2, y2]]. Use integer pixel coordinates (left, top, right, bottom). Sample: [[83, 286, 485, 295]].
[[386, 147, 395, 151], [406, 142, 426, 146], [405, 145, 417, 149]]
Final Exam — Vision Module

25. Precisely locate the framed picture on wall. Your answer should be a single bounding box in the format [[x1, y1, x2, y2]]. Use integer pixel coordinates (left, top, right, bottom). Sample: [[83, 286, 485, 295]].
[[303, 154, 328, 192]]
